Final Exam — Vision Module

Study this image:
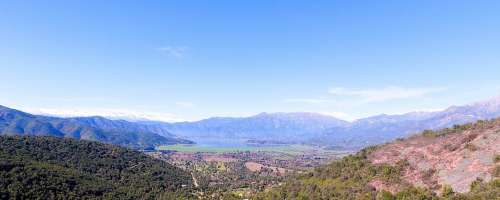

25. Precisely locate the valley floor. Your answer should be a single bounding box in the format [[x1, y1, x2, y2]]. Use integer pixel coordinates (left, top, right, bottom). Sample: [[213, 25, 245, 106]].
[[147, 145, 352, 198]]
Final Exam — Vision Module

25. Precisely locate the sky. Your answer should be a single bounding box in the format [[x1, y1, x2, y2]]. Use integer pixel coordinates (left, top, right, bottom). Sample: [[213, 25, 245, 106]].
[[1, 0, 500, 122]]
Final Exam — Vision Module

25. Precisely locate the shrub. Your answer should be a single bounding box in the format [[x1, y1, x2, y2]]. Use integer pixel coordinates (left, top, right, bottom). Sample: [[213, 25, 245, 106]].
[[465, 143, 478, 152], [376, 190, 395, 200], [494, 166, 500, 178], [422, 130, 437, 137], [441, 185, 454, 197]]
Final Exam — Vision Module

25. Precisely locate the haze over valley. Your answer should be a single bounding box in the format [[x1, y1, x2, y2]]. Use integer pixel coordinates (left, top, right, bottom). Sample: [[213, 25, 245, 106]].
[[1, 1, 500, 199], [5, 95, 500, 151]]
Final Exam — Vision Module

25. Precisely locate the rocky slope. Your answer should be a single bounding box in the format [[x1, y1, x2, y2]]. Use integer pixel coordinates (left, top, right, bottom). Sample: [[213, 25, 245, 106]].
[[257, 118, 499, 199], [369, 119, 500, 193]]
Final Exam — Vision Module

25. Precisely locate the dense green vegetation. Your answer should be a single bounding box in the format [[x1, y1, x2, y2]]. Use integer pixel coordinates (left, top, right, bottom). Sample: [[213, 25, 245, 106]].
[[0, 136, 193, 199]]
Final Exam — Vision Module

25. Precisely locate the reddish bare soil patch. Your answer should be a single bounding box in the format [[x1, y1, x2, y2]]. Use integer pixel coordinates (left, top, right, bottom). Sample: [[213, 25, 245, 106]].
[[245, 161, 289, 175], [369, 120, 500, 193], [245, 162, 265, 172]]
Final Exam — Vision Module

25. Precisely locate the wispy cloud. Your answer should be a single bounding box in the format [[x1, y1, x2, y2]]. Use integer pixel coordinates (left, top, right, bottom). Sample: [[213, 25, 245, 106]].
[[328, 86, 446, 103], [318, 111, 354, 121], [283, 98, 329, 104], [157, 46, 188, 58], [175, 101, 196, 108], [22, 107, 186, 122]]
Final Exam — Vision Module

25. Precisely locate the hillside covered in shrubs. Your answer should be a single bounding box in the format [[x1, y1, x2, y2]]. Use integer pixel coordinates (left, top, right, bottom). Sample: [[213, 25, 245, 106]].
[[0, 136, 193, 199]]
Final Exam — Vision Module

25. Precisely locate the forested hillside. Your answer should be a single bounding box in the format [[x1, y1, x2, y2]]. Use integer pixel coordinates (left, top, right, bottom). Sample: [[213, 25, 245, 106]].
[[256, 119, 500, 200], [0, 136, 193, 199], [0, 105, 192, 149]]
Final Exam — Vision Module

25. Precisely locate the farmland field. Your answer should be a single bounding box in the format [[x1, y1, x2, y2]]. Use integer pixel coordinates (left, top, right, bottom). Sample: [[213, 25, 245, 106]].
[[156, 143, 317, 154]]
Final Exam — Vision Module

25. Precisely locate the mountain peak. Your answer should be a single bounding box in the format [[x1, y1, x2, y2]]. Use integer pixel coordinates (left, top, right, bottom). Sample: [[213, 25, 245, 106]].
[[473, 95, 500, 107], [254, 112, 344, 120]]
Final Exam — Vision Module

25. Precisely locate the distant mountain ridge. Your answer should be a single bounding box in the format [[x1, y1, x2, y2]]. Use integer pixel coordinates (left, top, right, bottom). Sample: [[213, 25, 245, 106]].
[[127, 96, 500, 149], [314, 95, 500, 148], [0, 105, 192, 149], [162, 112, 349, 141], [66, 116, 177, 138]]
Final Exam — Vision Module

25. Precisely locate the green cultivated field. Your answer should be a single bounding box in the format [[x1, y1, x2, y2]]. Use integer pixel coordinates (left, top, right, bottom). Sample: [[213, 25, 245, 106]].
[[156, 144, 317, 154]]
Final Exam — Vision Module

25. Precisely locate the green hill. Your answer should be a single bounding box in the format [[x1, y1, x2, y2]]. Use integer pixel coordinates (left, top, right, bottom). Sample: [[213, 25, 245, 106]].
[[0, 136, 193, 199]]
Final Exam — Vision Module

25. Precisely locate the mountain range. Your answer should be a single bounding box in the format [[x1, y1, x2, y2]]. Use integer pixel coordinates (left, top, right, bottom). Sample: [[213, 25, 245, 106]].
[[0, 105, 192, 149], [158, 112, 349, 142], [314, 96, 500, 148], [3, 95, 500, 150], [133, 96, 500, 149]]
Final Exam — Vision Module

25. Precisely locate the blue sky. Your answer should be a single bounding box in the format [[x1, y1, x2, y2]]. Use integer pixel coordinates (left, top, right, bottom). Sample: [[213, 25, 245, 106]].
[[1, 0, 500, 121]]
